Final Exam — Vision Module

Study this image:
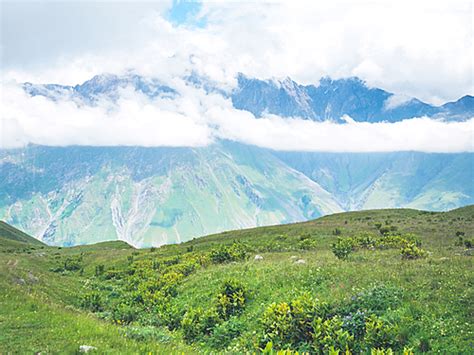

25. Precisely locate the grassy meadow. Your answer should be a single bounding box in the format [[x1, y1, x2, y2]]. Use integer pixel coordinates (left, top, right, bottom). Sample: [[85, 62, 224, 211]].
[[0, 207, 473, 353]]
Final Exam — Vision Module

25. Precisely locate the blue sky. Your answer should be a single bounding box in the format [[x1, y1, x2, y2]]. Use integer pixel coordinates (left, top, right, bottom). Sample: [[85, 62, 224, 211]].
[[166, 0, 205, 27]]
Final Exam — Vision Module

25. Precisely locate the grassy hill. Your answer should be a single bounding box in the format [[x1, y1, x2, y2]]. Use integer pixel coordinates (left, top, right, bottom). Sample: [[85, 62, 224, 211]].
[[1, 207, 473, 353], [0, 220, 46, 247]]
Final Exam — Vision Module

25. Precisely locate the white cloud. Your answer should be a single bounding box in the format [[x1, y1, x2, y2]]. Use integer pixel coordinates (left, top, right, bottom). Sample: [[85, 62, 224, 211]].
[[1, 0, 472, 103], [1, 0, 472, 153], [1, 81, 472, 153], [0, 83, 212, 148], [384, 94, 414, 110]]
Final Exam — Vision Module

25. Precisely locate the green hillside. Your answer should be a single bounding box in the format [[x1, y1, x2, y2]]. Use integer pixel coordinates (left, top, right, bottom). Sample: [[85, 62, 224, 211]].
[[1, 145, 472, 248], [1, 207, 473, 353], [0, 220, 46, 247]]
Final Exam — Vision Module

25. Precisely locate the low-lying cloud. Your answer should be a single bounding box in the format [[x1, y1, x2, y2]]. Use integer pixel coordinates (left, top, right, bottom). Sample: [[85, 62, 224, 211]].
[[1, 82, 473, 153]]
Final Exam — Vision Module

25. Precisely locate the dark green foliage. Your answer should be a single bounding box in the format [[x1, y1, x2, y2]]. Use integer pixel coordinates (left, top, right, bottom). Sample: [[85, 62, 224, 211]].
[[95, 264, 105, 276], [181, 307, 220, 342], [208, 317, 245, 349], [344, 284, 402, 315], [215, 279, 247, 319], [112, 303, 139, 325], [261, 293, 329, 349], [364, 315, 399, 349], [332, 237, 355, 260], [312, 315, 354, 353], [209, 242, 248, 263], [342, 310, 367, 339], [81, 292, 103, 312]]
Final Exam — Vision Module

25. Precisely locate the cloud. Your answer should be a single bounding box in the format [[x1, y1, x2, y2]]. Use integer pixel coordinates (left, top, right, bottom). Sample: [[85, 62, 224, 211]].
[[1, 1, 472, 153], [1, 81, 472, 153], [384, 94, 414, 110], [1, 0, 472, 104], [0, 83, 212, 148]]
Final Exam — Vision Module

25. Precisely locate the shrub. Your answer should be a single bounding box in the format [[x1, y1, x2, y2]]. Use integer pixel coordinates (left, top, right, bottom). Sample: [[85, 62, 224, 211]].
[[378, 226, 392, 236], [342, 310, 367, 339], [364, 315, 399, 350], [216, 279, 247, 319], [81, 291, 104, 312], [208, 317, 245, 349], [181, 307, 220, 342], [209, 243, 248, 264], [297, 238, 318, 250], [95, 264, 105, 276], [112, 302, 139, 324], [401, 243, 427, 259], [63, 256, 82, 271], [332, 238, 355, 260], [353, 233, 377, 249], [312, 316, 354, 353], [261, 293, 329, 348]]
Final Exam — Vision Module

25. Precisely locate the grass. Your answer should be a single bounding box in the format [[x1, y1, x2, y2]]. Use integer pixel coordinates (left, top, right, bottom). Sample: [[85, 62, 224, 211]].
[[1, 206, 473, 353]]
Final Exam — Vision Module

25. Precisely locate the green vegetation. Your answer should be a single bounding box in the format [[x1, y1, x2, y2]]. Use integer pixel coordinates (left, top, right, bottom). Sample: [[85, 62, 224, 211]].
[[1, 206, 473, 353]]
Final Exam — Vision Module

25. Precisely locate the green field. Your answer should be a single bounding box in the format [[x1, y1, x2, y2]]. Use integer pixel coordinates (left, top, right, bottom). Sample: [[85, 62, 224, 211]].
[[1, 207, 473, 353]]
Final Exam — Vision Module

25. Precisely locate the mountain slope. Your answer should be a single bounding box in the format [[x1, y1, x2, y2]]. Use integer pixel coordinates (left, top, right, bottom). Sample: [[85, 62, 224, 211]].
[[0, 143, 342, 247], [231, 74, 472, 122], [275, 151, 474, 211], [0, 220, 46, 247], [1, 143, 472, 247]]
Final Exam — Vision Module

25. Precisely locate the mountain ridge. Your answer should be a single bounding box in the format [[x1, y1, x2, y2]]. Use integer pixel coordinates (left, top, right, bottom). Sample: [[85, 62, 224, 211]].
[[23, 72, 474, 122]]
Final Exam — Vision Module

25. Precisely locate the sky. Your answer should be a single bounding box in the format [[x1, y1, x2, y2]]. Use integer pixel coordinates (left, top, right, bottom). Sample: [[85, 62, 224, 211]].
[[0, 0, 473, 152]]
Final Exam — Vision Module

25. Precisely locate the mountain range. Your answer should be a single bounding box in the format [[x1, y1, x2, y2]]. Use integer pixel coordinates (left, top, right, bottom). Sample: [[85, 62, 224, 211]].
[[24, 72, 474, 122], [1, 73, 472, 247]]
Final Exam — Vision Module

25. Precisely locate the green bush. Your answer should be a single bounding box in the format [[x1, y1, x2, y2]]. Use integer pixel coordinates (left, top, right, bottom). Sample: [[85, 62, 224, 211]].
[[297, 237, 318, 250], [208, 317, 245, 349], [400, 243, 427, 259], [332, 238, 355, 260], [63, 256, 82, 271], [216, 279, 247, 319], [181, 307, 220, 342], [209, 243, 248, 264], [364, 315, 399, 350], [95, 264, 105, 276], [342, 310, 367, 339], [112, 302, 140, 325], [81, 291, 104, 312], [261, 293, 329, 349], [312, 315, 354, 353], [353, 233, 377, 249]]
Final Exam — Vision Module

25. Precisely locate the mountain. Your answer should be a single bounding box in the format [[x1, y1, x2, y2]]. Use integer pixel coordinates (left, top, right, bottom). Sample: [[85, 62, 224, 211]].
[[231, 74, 473, 122], [24, 73, 176, 104], [275, 151, 474, 211], [1, 142, 472, 247], [23, 73, 474, 122], [0, 220, 46, 247], [3, 73, 472, 246], [0, 143, 343, 247]]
